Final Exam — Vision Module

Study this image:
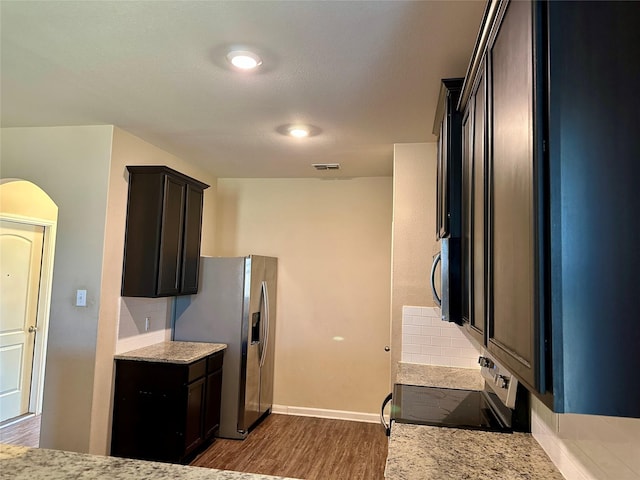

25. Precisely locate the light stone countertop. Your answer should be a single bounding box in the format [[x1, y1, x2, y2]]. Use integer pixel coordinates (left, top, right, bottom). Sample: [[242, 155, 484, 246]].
[[114, 341, 227, 364], [0, 444, 301, 480], [397, 362, 484, 391], [388, 362, 563, 479], [385, 423, 563, 480]]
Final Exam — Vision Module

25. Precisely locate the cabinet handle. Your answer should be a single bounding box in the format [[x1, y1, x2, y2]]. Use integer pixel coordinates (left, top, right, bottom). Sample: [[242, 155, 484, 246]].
[[430, 252, 442, 307]]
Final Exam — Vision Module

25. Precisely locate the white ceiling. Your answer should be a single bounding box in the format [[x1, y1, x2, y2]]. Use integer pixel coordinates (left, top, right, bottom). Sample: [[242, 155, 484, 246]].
[[0, 1, 485, 178]]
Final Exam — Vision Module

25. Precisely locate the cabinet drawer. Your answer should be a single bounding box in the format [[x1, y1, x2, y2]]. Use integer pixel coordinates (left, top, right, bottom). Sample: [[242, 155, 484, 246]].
[[207, 352, 223, 373], [188, 359, 206, 383]]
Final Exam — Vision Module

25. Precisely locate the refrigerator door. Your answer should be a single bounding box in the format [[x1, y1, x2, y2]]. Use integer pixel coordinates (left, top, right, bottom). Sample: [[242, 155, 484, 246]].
[[238, 255, 265, 433], [259, 256, 277, 414]]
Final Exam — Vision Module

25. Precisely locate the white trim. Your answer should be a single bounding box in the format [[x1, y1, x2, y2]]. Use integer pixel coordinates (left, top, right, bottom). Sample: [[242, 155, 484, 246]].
[[0, 216, 57, 417], [271, 404, 379, 424]]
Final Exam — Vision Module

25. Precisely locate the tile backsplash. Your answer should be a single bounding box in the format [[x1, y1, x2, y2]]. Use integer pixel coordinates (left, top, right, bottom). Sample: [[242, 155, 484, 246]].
[[401, 306, 481, 369]]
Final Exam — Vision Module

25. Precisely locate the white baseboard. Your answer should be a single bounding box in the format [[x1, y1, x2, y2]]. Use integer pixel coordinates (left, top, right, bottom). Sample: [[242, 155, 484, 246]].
[[272, 404, 379, 424]]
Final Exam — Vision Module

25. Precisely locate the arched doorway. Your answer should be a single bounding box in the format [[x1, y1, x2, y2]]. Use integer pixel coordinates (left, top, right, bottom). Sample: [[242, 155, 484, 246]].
[[0, 179, 57, 441]]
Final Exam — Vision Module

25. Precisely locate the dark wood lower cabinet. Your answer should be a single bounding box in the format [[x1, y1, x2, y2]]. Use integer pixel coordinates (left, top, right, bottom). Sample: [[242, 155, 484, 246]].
[[111, 352, 224, 463]]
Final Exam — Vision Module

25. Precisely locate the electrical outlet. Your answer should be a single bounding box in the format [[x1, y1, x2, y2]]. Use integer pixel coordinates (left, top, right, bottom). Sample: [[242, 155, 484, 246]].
[[76, 289, 87, 307]]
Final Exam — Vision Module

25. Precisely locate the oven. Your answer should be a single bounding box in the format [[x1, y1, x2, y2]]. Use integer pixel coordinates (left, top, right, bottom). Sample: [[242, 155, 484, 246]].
[[382, 352, 530, 436]]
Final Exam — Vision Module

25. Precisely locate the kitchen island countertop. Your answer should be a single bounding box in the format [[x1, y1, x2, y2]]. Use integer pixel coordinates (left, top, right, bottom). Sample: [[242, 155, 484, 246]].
[[114, 341, 227, 364], [0, 444, 301, 480], [385, 423, 563, 480], [387, 362, 563, 479]]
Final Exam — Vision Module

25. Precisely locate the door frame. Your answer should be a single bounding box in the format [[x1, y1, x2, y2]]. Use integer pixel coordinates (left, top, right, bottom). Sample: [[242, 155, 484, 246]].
[[0, 180, 58, 416]]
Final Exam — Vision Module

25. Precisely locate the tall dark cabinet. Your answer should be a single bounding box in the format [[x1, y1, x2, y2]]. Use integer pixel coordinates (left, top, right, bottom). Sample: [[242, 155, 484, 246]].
[[121, 166, 209, 297], [453, 0, 640, 417]]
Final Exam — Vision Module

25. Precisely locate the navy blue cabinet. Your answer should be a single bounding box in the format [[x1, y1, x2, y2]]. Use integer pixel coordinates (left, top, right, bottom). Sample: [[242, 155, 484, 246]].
[[457, 0, 640, 417], [544, 1, 640, 417]]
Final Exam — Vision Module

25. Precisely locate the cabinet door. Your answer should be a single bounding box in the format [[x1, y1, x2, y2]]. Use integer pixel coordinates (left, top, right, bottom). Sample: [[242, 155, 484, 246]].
[[436, 121, 448, 238], [203, 368, 222, 439], [469, 65, 487, 345], [184, 376, 206, 455], [487, 0, 537, 388], [460, 102, 472, 325], [180, 184, 204, 294], [121, 172, 165, 297], [111, 360, 186, 463], [157, 175, 186, 296]]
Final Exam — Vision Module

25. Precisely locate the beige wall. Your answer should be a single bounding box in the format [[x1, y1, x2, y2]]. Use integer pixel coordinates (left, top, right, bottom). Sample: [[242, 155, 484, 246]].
[[390, 143, 439, 382], [1, 126, 114, 453], [90, 127, 218, 454], [216, 177, 392, 414], [0, 126, 219, 455]]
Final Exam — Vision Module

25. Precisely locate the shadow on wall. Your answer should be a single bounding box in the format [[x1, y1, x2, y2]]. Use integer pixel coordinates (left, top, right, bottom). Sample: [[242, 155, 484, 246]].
[[117, 297, 172, 339]]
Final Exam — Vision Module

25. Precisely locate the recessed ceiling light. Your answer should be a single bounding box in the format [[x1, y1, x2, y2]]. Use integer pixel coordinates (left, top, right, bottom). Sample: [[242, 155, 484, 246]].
[[276, 123, 321, 138], [226, 50, 262, 70], [288, 126, 310, 138]]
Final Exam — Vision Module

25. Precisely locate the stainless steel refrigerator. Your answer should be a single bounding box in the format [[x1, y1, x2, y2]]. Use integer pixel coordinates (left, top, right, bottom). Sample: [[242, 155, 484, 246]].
[[172, 255, 277, 439]]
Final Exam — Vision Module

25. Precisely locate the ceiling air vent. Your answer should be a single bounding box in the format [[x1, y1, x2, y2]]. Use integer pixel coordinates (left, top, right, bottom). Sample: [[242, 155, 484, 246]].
[[312, 163, 340, 171]]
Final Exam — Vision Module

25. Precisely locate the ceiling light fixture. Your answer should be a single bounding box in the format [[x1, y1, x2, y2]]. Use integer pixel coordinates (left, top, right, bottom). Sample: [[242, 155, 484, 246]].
[[226, 50, 262, 70], [287, 125, 310, 138], [276, 123, 322, 138]]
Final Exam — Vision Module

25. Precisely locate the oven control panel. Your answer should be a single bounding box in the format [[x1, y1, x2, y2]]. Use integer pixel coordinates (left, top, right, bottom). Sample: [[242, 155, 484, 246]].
[[478, 351, 519, 409]]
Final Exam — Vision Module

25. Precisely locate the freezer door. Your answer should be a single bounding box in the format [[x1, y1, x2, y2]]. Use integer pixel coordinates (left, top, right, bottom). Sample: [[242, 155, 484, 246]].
[[238, 255, 265, 433]]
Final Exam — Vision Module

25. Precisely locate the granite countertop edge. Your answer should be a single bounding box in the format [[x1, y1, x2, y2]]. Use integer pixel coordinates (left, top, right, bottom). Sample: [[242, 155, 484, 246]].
[[0, 444, 301, 480], [396, 361, 484, 390], [114, 341, 227, 364], [384, 423, 563, 480]]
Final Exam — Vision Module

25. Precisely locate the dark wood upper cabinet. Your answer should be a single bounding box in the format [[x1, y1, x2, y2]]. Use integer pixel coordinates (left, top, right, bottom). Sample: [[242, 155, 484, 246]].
[[434, 79, 463, 239], [461, 97, 472, 326], [122, 166, 209, 298], [486, 0, 537, 390], [455, 0, 640, 417], [461, 62, 488, 347]]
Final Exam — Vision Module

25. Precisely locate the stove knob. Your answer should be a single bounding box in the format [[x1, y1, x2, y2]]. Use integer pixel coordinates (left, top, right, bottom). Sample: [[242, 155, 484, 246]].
[[478, 356, 494, 369], [495, 374, 509, 389]]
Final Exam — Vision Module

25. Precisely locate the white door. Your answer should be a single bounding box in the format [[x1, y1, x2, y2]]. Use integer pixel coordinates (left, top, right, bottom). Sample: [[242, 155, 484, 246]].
[[0, 220, 44, 422]]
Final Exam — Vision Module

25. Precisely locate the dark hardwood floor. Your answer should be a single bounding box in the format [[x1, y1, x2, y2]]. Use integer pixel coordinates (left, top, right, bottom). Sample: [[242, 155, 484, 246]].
[[191, 414, 388, 480], [0, 414, 41, 447]]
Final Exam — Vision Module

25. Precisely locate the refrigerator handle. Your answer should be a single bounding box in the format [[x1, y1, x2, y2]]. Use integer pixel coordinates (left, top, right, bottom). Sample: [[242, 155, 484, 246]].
[[430, 251, 442, 307], [259, 280, 270, 368]]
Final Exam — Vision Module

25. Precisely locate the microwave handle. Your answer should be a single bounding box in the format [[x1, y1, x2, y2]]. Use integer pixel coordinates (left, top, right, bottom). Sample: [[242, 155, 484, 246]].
[[430, 252, 442, 307]]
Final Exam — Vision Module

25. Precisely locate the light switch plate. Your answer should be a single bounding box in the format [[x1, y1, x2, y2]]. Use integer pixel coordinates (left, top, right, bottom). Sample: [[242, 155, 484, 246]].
[[76, 289, 87, 307]]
